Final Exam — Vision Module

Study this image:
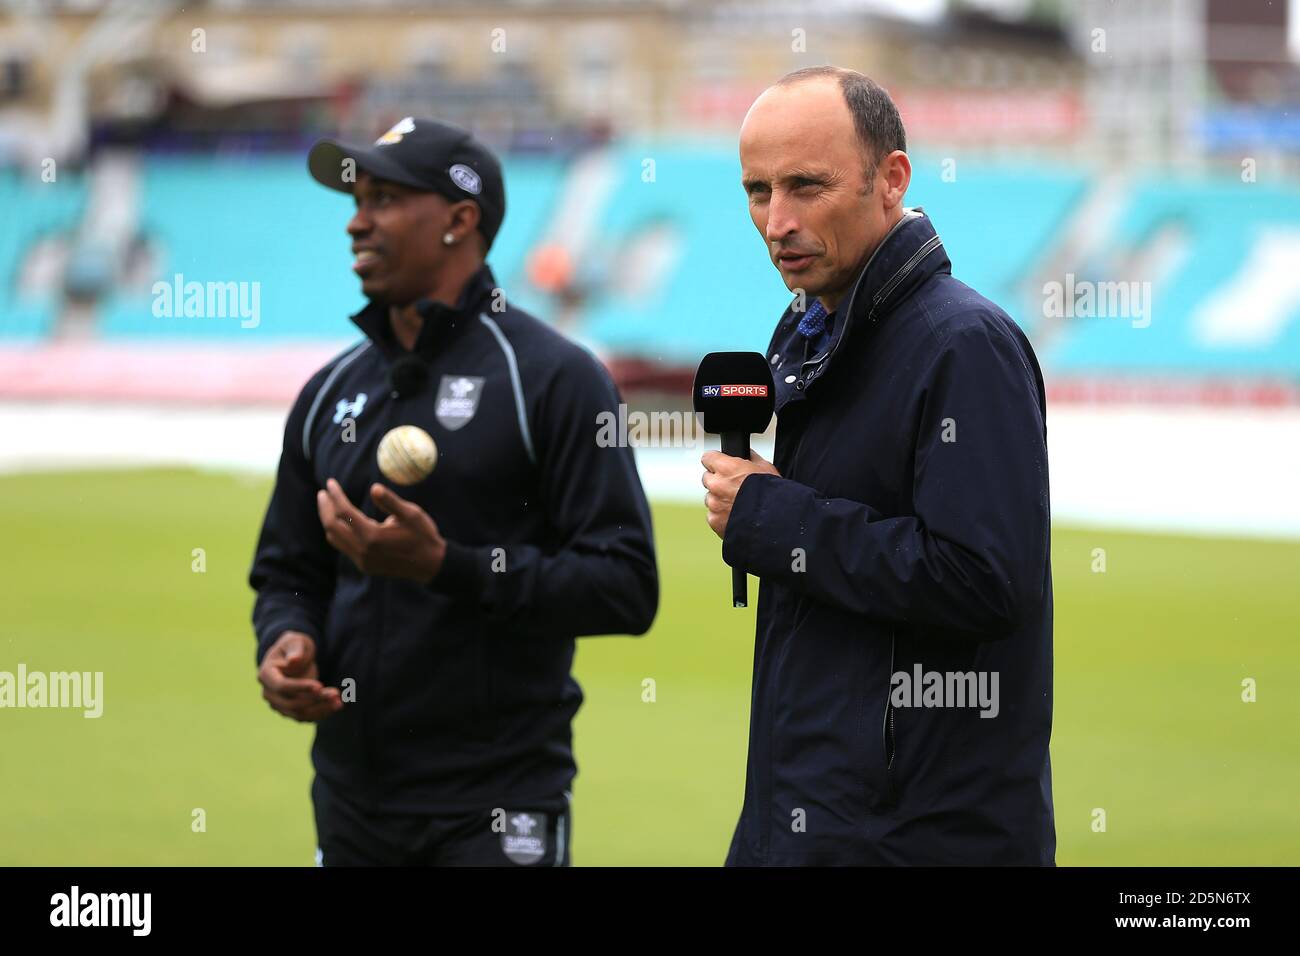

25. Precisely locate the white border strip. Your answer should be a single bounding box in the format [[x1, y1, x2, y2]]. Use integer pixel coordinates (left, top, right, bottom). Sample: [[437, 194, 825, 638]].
[[1, 401, 1297, 540]]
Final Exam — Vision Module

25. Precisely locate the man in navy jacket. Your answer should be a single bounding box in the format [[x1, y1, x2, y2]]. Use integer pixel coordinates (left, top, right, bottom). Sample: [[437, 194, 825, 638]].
[[249, 117, 658, 865], [702, 68, 1054, 865]]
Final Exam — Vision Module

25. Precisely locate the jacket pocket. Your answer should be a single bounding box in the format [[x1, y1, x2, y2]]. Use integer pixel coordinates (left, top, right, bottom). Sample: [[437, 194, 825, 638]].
[[880, 630, 900, 809], [844, 622, 897, 817]]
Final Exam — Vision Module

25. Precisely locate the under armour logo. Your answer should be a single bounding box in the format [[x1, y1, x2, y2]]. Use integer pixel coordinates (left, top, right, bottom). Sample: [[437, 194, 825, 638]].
[[333, 393, 367, 424], [511, 813, 537, 836], [449, 378, 476, 399]]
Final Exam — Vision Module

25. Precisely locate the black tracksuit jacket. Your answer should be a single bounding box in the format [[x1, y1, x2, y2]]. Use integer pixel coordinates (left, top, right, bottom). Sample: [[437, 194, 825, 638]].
[[721, 210, 1056, 865], [249, 264, 658, 813]]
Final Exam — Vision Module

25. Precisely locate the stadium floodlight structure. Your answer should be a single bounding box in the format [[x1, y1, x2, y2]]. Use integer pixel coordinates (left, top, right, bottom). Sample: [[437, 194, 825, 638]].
[[1070, 0, 1208, 173], [3, 0, 177, 167], [2, 0, 177, 338]]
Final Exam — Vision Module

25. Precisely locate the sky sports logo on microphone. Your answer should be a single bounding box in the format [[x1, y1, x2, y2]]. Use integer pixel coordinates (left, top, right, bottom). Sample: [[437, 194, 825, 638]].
[[699, 384, 770, 398]]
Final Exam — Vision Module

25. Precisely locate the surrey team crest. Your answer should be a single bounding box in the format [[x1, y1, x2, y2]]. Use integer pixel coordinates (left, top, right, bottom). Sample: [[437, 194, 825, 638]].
[[501, 812, 547, 865], [435, 375, 484, 431]]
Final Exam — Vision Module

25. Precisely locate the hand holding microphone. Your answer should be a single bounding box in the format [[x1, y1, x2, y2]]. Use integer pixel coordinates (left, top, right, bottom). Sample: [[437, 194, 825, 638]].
[[693, 352, 778, 608], [701, 448, 780, 536]]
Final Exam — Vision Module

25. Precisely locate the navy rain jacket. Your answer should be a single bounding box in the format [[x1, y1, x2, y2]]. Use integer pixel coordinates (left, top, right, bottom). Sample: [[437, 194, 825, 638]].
[[722, 209, 1055, 865], [249, 264, 658, 814]]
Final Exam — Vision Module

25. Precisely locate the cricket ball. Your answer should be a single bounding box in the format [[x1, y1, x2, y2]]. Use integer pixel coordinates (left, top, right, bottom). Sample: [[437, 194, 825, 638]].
[[377, 425, 438, 485]]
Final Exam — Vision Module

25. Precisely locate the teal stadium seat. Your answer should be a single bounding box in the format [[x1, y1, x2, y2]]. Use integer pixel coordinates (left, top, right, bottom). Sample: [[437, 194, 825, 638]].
[[1042, 176, 1300, 377], [5, 152, 1299, 382], [565, 142, 793, 361], [96, 156, 564, 340], [906, 155, 1088, 337], [529, 147, 1086, 361], [0, 169, 87, 338]]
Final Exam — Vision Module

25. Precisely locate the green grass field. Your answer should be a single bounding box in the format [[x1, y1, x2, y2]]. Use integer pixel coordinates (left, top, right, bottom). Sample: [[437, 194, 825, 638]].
[[1, 468, 1296, 865]]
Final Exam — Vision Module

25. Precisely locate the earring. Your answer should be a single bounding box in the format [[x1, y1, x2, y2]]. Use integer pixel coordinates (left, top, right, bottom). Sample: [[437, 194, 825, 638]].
[[442, 232, 455, 246]]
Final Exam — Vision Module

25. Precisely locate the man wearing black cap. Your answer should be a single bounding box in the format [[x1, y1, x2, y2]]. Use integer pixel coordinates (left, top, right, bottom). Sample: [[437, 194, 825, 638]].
[[249, 116, 659, 866]]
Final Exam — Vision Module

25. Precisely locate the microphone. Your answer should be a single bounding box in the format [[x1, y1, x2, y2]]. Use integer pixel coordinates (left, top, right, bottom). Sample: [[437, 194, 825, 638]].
[[692, 351, 776, 608], [389, 354, 429, 398]]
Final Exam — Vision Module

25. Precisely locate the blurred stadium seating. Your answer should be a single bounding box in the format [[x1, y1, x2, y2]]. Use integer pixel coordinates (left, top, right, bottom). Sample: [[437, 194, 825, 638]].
[[0, 167, 86, 338], [3, 152, 1299, 386]]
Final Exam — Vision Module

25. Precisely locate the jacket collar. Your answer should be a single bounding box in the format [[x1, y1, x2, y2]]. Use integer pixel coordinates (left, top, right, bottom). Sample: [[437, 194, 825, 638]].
[[839, 207, 948, 329], [350, 262, 498, 362], [768, 208, 949, 408]]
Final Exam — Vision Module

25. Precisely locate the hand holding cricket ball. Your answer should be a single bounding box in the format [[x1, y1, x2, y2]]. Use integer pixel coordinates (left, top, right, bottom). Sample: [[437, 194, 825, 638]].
[[316, 425, 446, 582]]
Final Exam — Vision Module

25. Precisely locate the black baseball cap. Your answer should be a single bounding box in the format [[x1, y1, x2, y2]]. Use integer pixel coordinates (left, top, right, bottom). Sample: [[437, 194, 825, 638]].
[[307, 116, 506, 250]]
